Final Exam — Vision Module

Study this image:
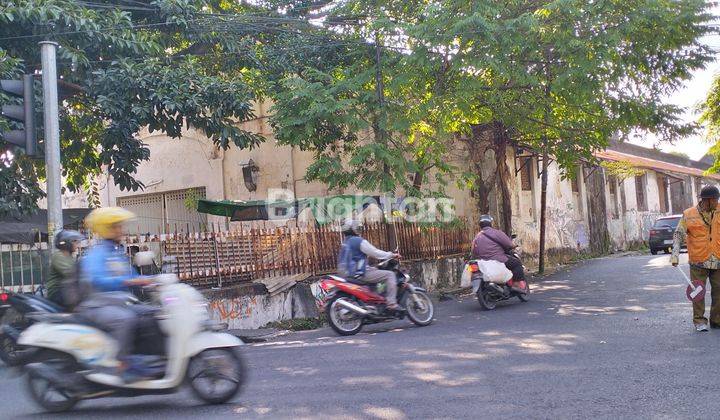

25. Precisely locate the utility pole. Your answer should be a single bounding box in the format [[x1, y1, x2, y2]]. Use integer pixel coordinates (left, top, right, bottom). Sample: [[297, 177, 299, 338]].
[[40, 41, 62, 252]]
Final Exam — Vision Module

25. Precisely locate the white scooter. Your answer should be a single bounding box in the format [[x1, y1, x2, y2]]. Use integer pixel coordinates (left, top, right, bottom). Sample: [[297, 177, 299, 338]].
[[17, 270, 246, 413]]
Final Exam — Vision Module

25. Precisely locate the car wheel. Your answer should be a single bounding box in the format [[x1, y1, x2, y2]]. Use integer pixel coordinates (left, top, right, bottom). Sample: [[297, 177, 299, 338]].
[[650, 249, 658, 255]]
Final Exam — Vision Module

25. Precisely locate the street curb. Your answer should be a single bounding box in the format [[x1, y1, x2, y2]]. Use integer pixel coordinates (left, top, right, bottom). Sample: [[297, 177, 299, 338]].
[[227, 328, 290, 343]]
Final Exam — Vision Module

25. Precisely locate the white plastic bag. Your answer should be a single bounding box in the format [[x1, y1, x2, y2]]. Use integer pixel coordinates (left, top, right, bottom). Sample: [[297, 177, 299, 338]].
[[460, 263, 473, 288], [477, 259, 513, 284]]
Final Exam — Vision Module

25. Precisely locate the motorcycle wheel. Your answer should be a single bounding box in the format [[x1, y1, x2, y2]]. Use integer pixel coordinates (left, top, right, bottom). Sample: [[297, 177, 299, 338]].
[[477, 285, 497, 310], [188, 348, 246, 405], [0, 309, 34, 366], [26, 353, 79, 413], [326, 295, 363, 336], [404, 291, 434, 326]]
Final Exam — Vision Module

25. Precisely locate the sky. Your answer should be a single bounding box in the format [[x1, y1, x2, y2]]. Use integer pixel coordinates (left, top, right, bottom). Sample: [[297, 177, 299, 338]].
[[629, 4, 720, 160]]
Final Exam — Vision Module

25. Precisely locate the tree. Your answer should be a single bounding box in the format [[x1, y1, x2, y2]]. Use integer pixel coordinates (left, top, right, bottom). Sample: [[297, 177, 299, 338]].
[[0, 0, 338, 216], [270, 0, 712, 269]]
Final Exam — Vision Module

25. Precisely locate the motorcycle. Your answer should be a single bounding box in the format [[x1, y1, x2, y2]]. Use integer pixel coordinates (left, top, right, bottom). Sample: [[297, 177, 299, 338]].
[[466, 251, 530, 310], [319, 257, 435, 336], [0, 289, 64, 366], [0, 252, 163, 368], [17, 273, 246, 413]]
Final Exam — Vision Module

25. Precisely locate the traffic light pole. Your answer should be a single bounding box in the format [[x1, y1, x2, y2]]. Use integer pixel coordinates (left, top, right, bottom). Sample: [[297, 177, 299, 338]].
[[40, 41, 62, 251]]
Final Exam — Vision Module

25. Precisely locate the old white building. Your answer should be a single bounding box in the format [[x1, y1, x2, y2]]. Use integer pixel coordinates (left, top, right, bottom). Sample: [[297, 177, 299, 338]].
[[54, 102, 719, 259]]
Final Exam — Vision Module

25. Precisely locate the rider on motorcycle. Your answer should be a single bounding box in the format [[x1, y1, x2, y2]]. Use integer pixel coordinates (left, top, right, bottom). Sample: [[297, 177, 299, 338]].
[[46, 230, 84, 310], [78, 207, 154, 381], [471, 214, 528, 293], [338, 219, 402, 310]]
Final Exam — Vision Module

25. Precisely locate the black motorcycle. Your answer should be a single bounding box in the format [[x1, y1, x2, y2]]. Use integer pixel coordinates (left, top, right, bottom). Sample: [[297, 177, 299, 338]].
[[0, 289, 64, 366], [467, 251, 530, 311]]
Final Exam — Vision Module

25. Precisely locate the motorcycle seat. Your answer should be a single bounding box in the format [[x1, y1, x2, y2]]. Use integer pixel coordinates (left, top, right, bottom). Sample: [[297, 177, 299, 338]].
[[347, 277, 367, 286], [28, 313, 111, 333]]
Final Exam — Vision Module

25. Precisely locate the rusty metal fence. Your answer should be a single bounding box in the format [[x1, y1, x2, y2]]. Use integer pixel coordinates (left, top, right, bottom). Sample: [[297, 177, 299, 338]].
[[160, 221, 473, 288], [0, 222, 472, 291]]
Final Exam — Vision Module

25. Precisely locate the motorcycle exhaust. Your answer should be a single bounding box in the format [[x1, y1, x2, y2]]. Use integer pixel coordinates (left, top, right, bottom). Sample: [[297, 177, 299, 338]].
[[336, 299, 369, 316]]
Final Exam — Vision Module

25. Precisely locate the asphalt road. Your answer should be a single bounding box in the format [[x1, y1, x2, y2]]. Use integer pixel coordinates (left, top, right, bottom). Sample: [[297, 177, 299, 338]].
[[3, 252, 719, 419]]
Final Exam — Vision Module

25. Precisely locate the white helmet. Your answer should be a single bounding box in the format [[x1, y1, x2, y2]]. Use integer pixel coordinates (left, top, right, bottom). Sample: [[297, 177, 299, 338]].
[[341, 218, 362, 235]]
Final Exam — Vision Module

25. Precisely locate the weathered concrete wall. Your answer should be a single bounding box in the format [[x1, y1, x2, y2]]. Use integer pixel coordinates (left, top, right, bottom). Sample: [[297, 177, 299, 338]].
[[512, 158, 590, 258], [204, 282, 319, 330]]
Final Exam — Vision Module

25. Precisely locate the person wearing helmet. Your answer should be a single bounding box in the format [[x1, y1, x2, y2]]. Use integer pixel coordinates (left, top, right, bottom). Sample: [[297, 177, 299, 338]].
[[77, 207, 153, 381], [338, 219, 402, 310], [471, 214, 528, 293], [46, 230, 84, 309], [671, 185, 720, 332]]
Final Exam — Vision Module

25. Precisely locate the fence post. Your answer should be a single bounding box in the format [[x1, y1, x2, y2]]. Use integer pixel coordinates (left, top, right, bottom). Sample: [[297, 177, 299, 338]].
[[29, 243, 34, 291], [9, 244, 14, 291], [213, 232, 222, 289], [0, 243, 4, 290]]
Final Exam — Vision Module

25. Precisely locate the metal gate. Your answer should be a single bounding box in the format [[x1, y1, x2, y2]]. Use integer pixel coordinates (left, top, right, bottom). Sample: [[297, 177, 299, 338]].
[[117, 187, 207, 235]]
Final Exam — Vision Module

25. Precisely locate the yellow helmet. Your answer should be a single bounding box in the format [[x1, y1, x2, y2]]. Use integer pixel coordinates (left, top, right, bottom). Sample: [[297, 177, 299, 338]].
[[85, 207, 136, 239]]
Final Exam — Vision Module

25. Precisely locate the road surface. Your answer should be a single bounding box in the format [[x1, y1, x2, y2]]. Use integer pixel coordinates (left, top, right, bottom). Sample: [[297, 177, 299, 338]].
[[2, 252, 719, 419]]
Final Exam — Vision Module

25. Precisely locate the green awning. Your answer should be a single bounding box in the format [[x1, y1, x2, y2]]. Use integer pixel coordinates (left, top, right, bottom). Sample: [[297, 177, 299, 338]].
[[197, 195, 384, 224]]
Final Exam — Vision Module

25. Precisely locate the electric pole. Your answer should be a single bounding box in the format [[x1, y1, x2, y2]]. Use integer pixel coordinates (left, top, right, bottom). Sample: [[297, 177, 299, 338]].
[[40, 41, 62, 251]]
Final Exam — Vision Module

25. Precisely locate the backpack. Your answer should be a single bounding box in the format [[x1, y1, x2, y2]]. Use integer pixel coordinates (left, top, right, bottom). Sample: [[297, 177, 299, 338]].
[[338, 236, 367, 278]]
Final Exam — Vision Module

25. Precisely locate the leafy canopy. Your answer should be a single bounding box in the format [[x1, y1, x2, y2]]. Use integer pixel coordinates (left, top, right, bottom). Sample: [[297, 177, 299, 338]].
[[0, 0, 339, 215], [270, 0, 713, 193]]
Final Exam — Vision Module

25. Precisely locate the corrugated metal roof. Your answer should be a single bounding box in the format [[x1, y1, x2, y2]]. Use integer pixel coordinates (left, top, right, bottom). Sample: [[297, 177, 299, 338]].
[[594, 149, 720, 180]]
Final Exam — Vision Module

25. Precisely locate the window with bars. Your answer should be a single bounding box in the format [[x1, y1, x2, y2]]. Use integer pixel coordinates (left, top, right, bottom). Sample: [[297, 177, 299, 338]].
[[657, 175, 669, 213], [519, 157, 533, 191], [117, 187, 208, 234], [608, 175, 619, 219], [635, 175, 648, 211], [570, 167, 580, 193]]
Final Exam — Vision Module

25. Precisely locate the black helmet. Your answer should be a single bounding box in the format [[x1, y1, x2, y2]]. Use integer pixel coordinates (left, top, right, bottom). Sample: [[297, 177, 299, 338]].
[[54, 230, 84, 253], [479, 214, 494, 228], [700, 185, 720, 200]]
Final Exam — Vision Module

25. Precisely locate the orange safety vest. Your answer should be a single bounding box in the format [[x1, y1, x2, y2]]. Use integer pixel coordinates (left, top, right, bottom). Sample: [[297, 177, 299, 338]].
[[684, 207, 720, 264]]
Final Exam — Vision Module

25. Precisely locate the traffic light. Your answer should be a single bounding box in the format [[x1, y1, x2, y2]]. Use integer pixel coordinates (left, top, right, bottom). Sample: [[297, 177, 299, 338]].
[[1, 74, 39, 157]]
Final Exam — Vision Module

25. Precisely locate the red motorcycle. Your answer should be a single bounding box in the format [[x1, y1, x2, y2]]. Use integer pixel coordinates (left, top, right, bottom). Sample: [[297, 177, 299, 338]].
[[318, 258, 435, 336]]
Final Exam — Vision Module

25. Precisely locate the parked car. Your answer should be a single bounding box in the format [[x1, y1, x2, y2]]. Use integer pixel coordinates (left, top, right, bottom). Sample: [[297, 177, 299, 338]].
[[649, 215, 683, 255]]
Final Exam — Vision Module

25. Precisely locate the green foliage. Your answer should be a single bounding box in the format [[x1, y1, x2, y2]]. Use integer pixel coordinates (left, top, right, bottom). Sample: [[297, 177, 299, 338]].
[[600, 161, 645, 181], [270, 0, 712, 196], [183, 187, 201, 211], [0, 0, 321, 216]]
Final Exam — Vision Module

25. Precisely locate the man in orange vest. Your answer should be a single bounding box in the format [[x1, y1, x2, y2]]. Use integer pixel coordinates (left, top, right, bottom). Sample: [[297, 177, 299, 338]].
[[671, 185, 720, 332]]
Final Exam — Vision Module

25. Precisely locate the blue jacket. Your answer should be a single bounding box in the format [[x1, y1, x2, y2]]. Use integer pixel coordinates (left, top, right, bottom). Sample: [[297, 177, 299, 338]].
[[338, 235, 367, 278], [80, 240, 135, 292]]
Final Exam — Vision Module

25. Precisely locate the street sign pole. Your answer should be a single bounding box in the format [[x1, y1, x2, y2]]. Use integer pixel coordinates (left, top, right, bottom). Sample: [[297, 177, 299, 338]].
[[39, 41, 62, 252]]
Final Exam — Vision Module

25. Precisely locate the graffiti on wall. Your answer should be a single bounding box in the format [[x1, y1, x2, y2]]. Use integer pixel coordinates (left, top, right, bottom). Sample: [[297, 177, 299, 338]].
[[208, 295, 259, 321]]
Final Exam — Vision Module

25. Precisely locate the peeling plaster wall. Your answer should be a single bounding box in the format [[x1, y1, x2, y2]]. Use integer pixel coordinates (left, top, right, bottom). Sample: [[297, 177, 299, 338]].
[[204, 283, 319, 330], [512, 158, 590, 258]]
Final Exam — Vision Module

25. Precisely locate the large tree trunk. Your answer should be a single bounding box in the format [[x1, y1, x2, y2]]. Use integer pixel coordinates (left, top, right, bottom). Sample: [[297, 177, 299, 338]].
[[492, 122, 513, 235], [585, 166, 611, 254], [466, 122, 513, 235]]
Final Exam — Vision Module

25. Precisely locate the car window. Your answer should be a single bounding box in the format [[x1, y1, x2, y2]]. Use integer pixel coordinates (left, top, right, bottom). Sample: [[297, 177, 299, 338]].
[[654, 218, 680, 229]]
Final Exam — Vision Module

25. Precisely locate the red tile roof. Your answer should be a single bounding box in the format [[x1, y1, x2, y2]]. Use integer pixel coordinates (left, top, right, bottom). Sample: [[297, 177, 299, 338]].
[[594, 149, 720, 180]]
